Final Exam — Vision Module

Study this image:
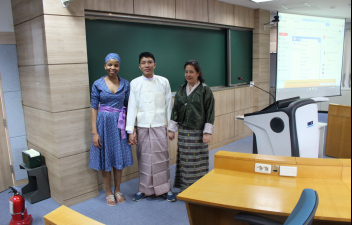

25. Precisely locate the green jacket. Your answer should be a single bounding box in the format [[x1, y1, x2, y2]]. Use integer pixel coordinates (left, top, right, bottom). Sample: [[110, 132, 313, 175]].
[[171, 83, 215, 130]]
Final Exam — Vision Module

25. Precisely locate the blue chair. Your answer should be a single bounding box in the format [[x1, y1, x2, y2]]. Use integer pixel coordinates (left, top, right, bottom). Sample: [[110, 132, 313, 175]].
[[235, 189, 319, 225]]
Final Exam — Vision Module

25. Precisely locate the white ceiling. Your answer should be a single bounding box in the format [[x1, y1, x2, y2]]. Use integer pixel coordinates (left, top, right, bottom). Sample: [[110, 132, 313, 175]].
[[218, 0, 351, 21]]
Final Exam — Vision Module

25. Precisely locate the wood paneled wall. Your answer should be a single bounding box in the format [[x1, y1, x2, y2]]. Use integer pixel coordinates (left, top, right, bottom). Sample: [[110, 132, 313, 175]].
[[83, 0, 255, 27], [11, 0, 97, 206], [0, 32, 16, 44], [325, 104, 351, 159], [134, 0, 176, 18], [252, 9, 271, 108], [84, 0, 133, 14], [11, 0, 270, 206], [208, 0, 235, 26]]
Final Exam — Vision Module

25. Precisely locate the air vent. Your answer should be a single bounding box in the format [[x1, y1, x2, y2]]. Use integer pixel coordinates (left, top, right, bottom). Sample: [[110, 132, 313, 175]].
[[282, 2, 311, 10]]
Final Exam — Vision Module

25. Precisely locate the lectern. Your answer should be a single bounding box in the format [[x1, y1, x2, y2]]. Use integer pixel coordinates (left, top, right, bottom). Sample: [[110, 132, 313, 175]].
[[242, 97, 320, 158]]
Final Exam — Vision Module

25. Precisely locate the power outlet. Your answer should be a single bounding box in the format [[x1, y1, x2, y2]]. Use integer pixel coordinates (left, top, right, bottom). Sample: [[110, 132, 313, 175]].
[[255, 163, 272, 174]]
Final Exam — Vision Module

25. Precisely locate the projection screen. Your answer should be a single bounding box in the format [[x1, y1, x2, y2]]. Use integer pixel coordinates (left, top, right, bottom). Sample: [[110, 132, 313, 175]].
[[276, 13, 345, 101]]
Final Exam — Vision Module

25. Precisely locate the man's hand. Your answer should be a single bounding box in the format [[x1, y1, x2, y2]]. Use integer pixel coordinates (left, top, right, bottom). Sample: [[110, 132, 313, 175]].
[[203, 133, 211, 144], [128, 128, 138, 145], [93, 133, 101, 148], [168, 131, 175, 141]]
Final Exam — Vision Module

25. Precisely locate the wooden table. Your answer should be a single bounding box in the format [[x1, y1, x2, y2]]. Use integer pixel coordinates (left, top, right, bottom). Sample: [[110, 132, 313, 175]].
[[44, 206, 104, 225], [177, 152, 352, 225]]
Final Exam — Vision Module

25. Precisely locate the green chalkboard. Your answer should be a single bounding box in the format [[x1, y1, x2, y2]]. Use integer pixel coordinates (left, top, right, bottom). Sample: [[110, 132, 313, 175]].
[[231, 30, 253, 85], [86, 19, 227, 92]]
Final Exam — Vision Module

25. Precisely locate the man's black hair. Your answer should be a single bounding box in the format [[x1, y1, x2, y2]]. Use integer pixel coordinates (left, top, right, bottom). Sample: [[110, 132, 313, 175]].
[[139, 52, 156, 64]]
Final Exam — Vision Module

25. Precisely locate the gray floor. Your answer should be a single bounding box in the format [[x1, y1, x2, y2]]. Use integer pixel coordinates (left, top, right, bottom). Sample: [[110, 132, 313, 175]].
[[0, 136, 253, 225], [0, 114, 329, 225]]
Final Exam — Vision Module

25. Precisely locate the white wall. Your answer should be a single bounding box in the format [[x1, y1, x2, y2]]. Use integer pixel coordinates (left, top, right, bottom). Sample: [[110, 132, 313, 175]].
[[0, 0, 28, 181], [318, 89, 352, 111], [0, 0, 14, 32]]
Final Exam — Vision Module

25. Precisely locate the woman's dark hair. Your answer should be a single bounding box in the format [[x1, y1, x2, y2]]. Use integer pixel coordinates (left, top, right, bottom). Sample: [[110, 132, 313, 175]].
[[139, 52, 156, 64], [184, 60, 205, 84]]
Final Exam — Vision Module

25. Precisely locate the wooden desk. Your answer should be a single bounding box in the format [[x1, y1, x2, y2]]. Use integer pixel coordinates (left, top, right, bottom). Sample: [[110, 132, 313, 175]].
[[177, 152, 351, 225], [44, 206, 104, 225]]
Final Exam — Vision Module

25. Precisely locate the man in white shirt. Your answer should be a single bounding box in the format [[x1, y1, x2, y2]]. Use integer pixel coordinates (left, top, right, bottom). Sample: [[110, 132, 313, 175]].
[[126, 52, 176, 202]]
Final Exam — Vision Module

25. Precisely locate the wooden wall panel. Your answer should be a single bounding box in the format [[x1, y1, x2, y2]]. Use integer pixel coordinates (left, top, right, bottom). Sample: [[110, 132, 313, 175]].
[[44, 15, 87, 65], [134, 0, 176, 19], [176, 0, 208, 23], [48, 64, 90, 112], [253, 59, 270, 83], [234, 87, 252, 112], [84, 0, 133, 14], [23, 106, 55, 155], [24, 107, 91, 158], [0, 32, 16, 44], [19, 64, 89, 113], [53, 108, 91, 158], [208, 0, 234, 26], [28, 143, 99, 206], [168, 131, 178, 161], [11, 0, 43, 25], [254, 9, 270, 35], [258, 83, 270, 107], [253, 33, 270, 59], [14, 16, 47, 67], [228, 89, 236, 114], [19, 65, 52, 111], [234, 5, 255, 29], [326, 104, 351, 159], [43, 0, 85, 16]]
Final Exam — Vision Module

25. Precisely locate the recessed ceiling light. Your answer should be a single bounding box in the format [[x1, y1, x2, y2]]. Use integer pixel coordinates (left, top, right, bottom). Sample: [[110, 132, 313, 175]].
[[282, 6, 288, 9], [251, 0, 273, 3]]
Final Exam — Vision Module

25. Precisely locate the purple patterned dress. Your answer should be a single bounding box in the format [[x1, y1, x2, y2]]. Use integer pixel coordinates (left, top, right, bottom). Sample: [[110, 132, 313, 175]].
[[89, 76, 133, 171]]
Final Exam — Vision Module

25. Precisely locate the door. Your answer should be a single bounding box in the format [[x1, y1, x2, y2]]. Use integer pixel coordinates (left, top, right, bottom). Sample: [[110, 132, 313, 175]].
[[0, 71, 14, 192]]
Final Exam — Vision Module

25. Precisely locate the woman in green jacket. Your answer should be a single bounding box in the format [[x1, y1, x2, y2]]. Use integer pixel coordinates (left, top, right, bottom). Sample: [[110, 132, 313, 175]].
[[168, 60, 215, 192]]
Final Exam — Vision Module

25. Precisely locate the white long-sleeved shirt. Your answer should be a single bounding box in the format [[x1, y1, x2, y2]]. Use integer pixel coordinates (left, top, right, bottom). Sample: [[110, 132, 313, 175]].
[[126, 75, 172, 133]]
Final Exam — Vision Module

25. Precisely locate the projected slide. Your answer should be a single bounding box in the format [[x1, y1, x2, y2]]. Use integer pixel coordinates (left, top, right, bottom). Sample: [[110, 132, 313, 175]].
[[277, 13, 345, 100]]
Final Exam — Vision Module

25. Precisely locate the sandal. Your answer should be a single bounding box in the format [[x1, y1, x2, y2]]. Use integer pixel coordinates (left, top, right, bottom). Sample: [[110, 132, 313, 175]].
[[115, 192, 125, 204], [106, 195, 116, 206]]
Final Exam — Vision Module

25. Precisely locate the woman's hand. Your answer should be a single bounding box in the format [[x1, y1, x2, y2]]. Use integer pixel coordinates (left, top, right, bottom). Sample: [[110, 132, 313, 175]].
[[128, 128, 138, 145], [168, 131, 175, 141], [93, 133, 101, 148], [203, 133, 211, 144]]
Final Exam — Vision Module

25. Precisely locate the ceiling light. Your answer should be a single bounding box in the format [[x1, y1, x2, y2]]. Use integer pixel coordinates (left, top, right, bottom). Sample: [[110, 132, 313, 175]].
[[251, 0, 273, 3]]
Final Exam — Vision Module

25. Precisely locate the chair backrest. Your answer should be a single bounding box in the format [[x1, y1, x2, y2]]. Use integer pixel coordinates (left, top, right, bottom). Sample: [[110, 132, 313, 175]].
[[284, 189, 319, 225]]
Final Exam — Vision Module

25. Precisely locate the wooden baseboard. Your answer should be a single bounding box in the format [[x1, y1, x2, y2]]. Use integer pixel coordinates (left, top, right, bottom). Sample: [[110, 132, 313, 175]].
[[0, 32, 16, 44]]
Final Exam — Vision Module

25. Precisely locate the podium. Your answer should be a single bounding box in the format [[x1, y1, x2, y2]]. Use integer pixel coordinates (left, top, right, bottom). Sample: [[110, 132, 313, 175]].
[[20, 164, 50, 204], [239, 97, 320, 158]]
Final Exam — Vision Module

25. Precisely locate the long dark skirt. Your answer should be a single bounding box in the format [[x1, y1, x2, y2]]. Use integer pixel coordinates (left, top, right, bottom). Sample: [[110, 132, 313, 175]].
[[174, 126, 209, 192]]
